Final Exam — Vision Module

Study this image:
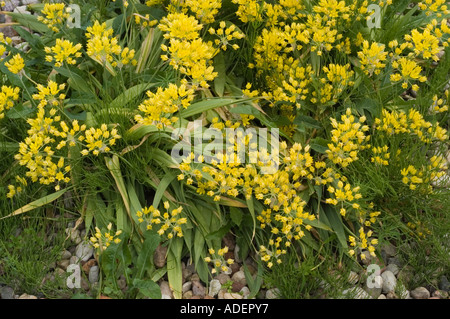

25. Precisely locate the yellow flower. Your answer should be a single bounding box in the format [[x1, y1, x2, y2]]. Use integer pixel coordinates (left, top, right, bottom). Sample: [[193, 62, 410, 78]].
[[37, 3, 70, 32], [45, 39, 83, 67], [5, 54, 25, 74]]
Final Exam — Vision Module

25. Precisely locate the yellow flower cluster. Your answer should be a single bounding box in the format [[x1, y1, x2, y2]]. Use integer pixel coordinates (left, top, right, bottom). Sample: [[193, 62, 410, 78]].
[[357, 40, 388, 77], [32, 81, 66, 108], [90, 223, 123, 252], [159, 13, 218, 88], [137, 202, 187, 239], [5, 53, 25, 75], [431, 90, 449, 113], [0, 85, 20, 120], [37, 3, 70, 33], [400, 156, 447, 191], [135, 83, 195, 128], [418, 0, 450, 17], [44, 39, 83, 68], [348, 227, 379, 260], [8, 78, 122, 195], [86, 21, 137, 69], [375, 108, 448, 143], [204, 246, 234, 274], [371, 145, 390, 166], [208, 21, 245, 51], [401, 165, 424, 190], [326, 108, 371, 168], [407, 220, 431, 239], [0, 32, 12, 62], [183, 0, 222, 24], [80, 124, 121, 156], [390, 57, 427, 91]]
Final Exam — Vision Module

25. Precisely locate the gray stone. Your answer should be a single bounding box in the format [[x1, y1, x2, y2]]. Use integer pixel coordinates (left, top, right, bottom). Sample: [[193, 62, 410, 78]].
[[410, 287, 430, 299], [208, 279, 221, 297], [240, 286, 251, 299], [160, 281, 173, 299], [61, 250, 72, 260], [21, 0, 41, 5], [231, 270, 247, 285], [386, 291, 398, 299], [57, 259, 70, 270], [215, 273, 231, 285], [360, 251, 372, 265], [0, 286, 15, 299], [365, 285, 382, 299], [386, 263, 399, 276], [75, 242, 94, 262], [192, 280, 205, 297], [183, 290, 193, 299], [387, 257, 402, 267], [2, 0, 21, 12], [381, 243, 397, 261], [88, 266, 99, 284], [223, 292, 243, 299], [154, 244, 167, 268], [381, 270, 397, 293], [439, 275, 450, 292], [378, 294, 387, 299], [217, 289, 226, 299], [182, 281, 192, 294], [13, 5, 31, 15], [265, 288, 280, 299], [18, 293, 37, 299]]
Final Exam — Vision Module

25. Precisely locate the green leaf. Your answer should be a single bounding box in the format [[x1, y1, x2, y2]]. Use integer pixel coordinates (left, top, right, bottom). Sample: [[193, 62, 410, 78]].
[[180, 98, 253, 119], [132, 279, 161, 299], [167, 237, 183, 299], [152, 173, 177, 208], [0, 141, 19, 152], [213, 52, 226, 97], [230, 206, 243, 226], [5, 12, 48, 33], [54, 67, 94, 95], [136, 233, 160, 279], [0, 188, 68, 220], [294, 115, 322, 129], [323, 205, 348, 251], [309, 137, 329, 154]]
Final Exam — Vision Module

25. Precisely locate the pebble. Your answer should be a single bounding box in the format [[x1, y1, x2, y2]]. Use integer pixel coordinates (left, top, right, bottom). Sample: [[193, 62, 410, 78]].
[[234, 245, 243, 263], [0, 286, 15, 299], [378, 294, 387, 299], [154, 245, 167, 268], [231, 281, 245, 293], [386, 291, 398, 299], [231, 270, 247, 285], [381, 270, 397, 293], [182, 281, 192, 294], [215, 273, 231, 285], [439, 275, 450, 292], [387, 257, 402, 267], [82, 259, 97, 274], [410, 287, 430, 299], [13, 5, 30, 15], [183, 290, 193, 299], [432, 290, 448, 299], [223, 292, 243, 299], [265, 288, 280, 299], [57, 259, 70, 271], [385, 263, 399, 276], [2, 0, 21, 11], [88, 266, 99, 284], [61, 250, 72, 260], [75, 242, 94, 262], [208, 279, 221, 297], [159, 281, 173, 299], [192, 280, 205, 297], [240, 286, 251, 299], [18, 293, 37, 299]]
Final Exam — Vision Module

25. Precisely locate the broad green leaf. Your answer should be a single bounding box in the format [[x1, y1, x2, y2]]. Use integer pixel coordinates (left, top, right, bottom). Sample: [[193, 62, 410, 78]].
[[213, 52, 226, 97], [5, 12, 48, 33], [180, 98, 253, 118], [136, 233, 160, 279], [294, 115, 322, 129], [54, 67, 94, 95], [152, 172, 177, 208], [0, 188, 68, 220], [105, 155, 130, 216], [133, 279, 161, 299], [0, 141, 19, 152], [167, 237, 183, 299], [230, 206, 243, 226], [323, 205, 348, 250]]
